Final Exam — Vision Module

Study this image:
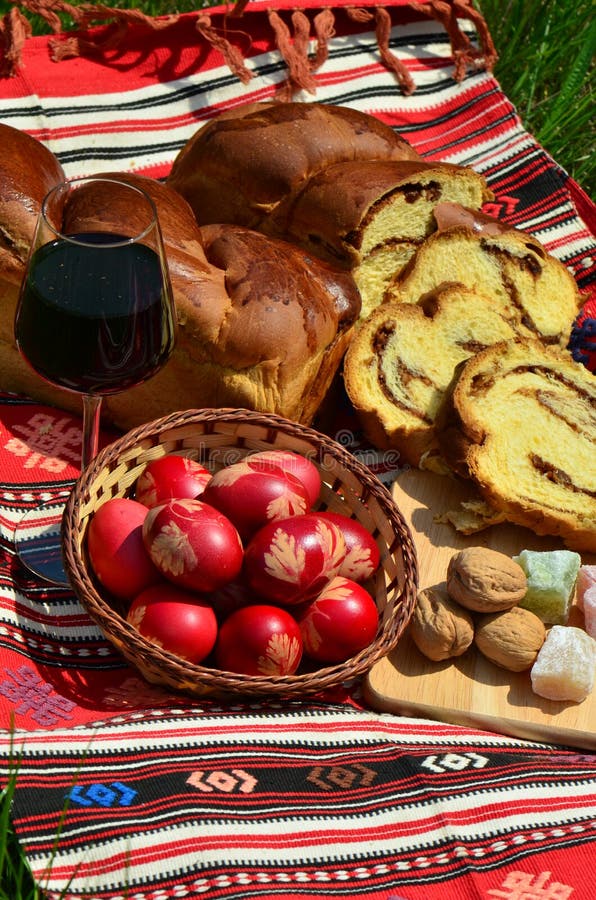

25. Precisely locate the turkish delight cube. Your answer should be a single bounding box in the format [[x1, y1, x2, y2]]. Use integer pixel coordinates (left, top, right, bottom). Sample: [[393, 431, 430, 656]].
[[513, 549, 581, 624], [530, 625, 596, 702], [582, 584, 596, 639], [576, 564, 596, 612]]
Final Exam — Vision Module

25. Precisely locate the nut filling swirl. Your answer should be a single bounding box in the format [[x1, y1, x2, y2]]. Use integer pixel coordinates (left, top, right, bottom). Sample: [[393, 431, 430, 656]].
[[439, 338, 596, 552]]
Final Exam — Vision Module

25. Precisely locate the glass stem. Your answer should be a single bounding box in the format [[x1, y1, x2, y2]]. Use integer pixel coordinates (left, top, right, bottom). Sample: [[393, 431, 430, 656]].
[[81, 394, 103, 470]]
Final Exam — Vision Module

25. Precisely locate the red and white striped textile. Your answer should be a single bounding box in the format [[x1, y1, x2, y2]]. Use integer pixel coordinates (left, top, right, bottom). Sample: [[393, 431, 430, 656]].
[[0, 2, 594, 898]]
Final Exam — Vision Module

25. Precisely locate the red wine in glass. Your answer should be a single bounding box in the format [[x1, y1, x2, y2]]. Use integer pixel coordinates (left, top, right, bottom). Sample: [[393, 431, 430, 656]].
[[13, 176, 176, 586], [17, 233, 173, 394]]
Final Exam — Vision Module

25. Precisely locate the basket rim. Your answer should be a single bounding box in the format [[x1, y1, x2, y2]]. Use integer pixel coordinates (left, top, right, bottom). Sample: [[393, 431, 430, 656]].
[[62, 407, 419, 696], [70, 406, 401, 500]]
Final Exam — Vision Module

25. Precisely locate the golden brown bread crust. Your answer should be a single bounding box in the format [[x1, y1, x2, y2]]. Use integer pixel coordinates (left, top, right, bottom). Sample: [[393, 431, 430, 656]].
[[0, 128, 361, 430], [63, 172, 361, 349], [0, 126, 360, 428], [62, 170, 207, 259], [167, 101, 420, 232], [168, 113, 492, 322], [0, 168, 227, 422], [61, 171, 228, 337], [190, 224, 345, 373], [0, 123, 66, 285], [101, 224, 360, 428], [0, 124, 66, 361]]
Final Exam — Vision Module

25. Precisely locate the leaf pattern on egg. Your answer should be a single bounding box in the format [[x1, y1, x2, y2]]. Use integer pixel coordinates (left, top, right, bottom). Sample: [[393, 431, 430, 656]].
[[324, 577, 353, 602], [341, 547, 375, 580], [300, 615, 323, 653], [172, 498, 202, 514], [263, 528, 305, 583], [210, 461, 254, 486], [266, 491, 308, 521], [258, 633, 302, 675], [128, 605, 147, 629], [215, 462, 253, 487], [317, 520, 346, 572], [151, 521, 198, 575]]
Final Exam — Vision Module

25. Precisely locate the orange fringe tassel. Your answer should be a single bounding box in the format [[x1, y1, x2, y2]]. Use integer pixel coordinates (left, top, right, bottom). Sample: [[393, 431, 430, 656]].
[[372, 6, 416, 94], [0, 0, 497, 95], [196, 14, 253, 85]]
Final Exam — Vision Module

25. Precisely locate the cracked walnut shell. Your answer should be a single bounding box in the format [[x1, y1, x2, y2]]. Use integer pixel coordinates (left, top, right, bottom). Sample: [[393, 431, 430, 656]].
[[409, 586, 474, 661], [447, 547, 527, 612], [474, 606, 546, 672]]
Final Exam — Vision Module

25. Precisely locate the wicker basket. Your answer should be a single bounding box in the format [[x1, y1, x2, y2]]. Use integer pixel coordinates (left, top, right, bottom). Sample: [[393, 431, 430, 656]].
[[62, 408, 418, 699]]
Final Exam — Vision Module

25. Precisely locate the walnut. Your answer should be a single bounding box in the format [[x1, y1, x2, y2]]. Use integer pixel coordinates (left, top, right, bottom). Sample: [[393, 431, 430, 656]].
[[474, 606, 546, 672], [409, 586, 474, 662], [446, 547, 527, 612]]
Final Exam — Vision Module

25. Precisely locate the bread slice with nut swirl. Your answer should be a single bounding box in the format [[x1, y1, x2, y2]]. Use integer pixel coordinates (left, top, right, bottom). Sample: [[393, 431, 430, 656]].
[[436, 338, 596, 553], [343, 283, 522, 470], [384, 208, 582, 347]]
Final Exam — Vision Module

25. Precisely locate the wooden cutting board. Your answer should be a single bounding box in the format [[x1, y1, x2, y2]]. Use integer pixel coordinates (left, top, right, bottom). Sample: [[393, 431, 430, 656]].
[[364, 468, 596, 750]]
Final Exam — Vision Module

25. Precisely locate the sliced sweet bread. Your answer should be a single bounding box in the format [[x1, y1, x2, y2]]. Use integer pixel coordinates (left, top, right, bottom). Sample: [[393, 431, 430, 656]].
[[385, 211, 582, 346], [436, 338, 596, 553], [353, 241, 418, 321], [282, 161, 492, 319], [342, 283, 523, 469]]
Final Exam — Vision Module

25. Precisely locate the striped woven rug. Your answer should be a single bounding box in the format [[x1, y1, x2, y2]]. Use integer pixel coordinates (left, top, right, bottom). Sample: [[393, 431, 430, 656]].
[[0, 2, 594, 898]]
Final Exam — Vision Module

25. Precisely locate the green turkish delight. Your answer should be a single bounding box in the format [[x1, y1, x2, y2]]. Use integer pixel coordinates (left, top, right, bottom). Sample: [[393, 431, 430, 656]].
[[513, 549, 581, 625]]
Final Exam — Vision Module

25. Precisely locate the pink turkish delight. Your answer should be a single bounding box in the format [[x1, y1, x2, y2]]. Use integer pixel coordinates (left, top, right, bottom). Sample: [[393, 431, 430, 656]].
[[576, 565, 596, 612]]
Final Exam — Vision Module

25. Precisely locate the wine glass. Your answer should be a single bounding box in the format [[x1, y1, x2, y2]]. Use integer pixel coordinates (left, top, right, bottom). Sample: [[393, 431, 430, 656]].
[[13, 176, 177, 586]]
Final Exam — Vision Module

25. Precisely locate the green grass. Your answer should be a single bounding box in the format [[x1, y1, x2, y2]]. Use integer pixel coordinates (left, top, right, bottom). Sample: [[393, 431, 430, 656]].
[[477, 0, 595, 194], [0, 1, 593, 897], [0, 757, 40, 899]]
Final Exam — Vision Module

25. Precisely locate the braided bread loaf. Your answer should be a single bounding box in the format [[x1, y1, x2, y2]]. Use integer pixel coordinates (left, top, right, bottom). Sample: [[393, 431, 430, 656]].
[[0, 123, 360, 430], [167, 103, 492, 319], [167, 101, 421, 232]]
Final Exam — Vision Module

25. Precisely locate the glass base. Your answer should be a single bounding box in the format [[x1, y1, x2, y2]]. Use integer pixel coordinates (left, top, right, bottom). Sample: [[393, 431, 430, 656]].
[[13, 493, 72, 588]]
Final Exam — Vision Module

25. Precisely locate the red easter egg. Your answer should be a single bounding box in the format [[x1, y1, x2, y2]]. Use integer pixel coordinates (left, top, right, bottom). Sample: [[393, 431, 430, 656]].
[[317, 511, 380, 582], [142, 498, 243, 593], [128, 583, 217, 664], [202, 458, 310, 541], [247, 450, 322, 506], [297, 576, 379, 663], [243, 513, 346, 606], [87, 497, 161, 600], [215, 604, 303, 676], [135, 454, 211, 507]]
